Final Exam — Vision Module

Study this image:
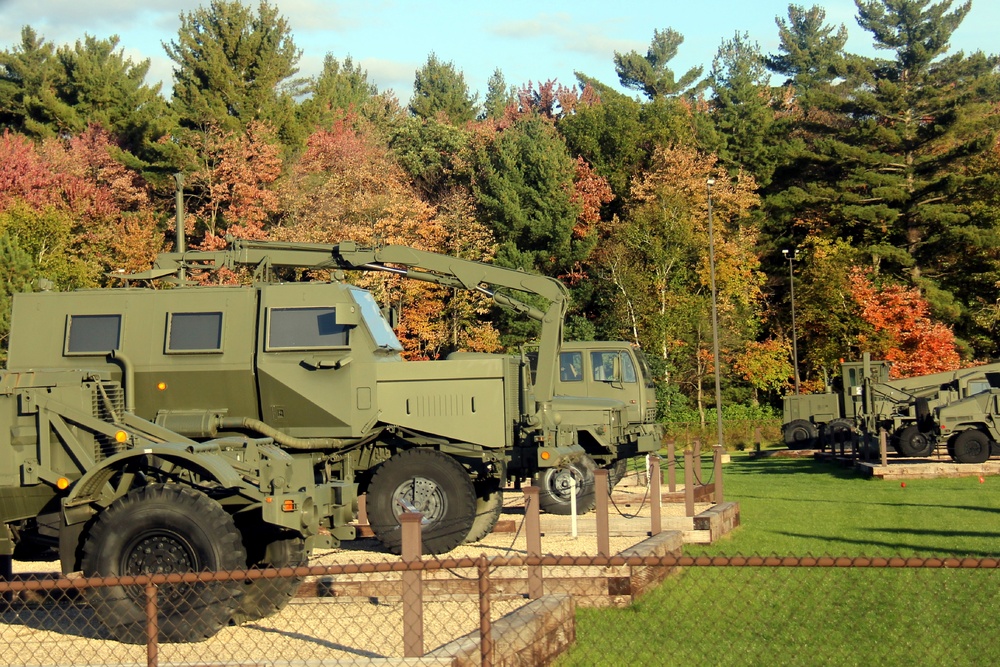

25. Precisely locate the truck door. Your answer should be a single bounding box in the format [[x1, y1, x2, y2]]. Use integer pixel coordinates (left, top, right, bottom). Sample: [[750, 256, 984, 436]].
[[585, 349, 646, 425], [255, 283, 391, 439]]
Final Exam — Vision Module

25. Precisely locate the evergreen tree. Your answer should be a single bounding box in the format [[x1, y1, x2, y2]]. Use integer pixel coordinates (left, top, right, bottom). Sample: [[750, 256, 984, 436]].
[[482, 68, 514, 119], [765, 4, 849, 90], [709, 32, 780, 187], [298, 54, 377, 130], [165, 0, 303, 144], [0, 28, 170, 160], [409, 53, 478, 124], [614, 28, 705, 99], [470, 114, 587, 276]]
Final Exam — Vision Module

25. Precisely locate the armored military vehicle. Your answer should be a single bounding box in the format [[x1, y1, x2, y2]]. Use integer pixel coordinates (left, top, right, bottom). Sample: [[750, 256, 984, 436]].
[[8, 238, 659, 551], [782, 356, 1000, 455], [0, 367, 355, 643]]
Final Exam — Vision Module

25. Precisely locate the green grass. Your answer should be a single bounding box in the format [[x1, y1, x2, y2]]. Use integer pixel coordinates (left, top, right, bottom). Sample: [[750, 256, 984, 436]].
[[557, 453, 1000, 666]]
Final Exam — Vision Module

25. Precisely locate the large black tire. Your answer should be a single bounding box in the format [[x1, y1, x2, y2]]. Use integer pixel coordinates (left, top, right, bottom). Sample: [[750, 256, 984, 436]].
[[534, 455, 597, 515], [783, 419, 819, 449], [823, 418, 854, 449], [952, 429, 992, 464], [895, 424, 935, 458], [367, 449, 477, 555], [231, 518, 307, 625], [464, 482, 504, 544], [81, 484, 246, 644]]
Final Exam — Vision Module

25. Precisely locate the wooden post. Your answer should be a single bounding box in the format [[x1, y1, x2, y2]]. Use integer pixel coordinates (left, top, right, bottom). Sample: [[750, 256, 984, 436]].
[[401, 513, 424, 658], [713, 445, 725, 504], [754, 426, 762, 455], [650, 455, 661, 536], [880, 429, 888, 467], [523, 486, 543, 599], [595, 468, 610, 557], [667, 439, 677, 492], [478, 556, 493, 667], [684, 449, 695, 517]]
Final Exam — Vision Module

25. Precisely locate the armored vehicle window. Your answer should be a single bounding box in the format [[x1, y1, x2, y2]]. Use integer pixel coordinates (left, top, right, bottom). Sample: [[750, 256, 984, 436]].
[[166, 312, 223, 353], [65, 314, 121, 354], [348, 287, 403, 352], [267, 307, 349, 350], [967, 380, 991, 397]]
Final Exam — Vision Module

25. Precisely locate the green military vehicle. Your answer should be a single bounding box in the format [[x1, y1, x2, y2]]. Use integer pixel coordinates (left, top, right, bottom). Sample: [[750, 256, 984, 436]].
[[935, 373, 1000, 463], [783, 356, 1000, 455], [8, 238, 658, 551], [552, 341, 660, 480], [0, 367, 356, 643]]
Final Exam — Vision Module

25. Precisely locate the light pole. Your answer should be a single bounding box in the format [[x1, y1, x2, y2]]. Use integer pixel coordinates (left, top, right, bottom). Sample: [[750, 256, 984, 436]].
[[706, 178, 724, 449], [782, 248, 800, 394]]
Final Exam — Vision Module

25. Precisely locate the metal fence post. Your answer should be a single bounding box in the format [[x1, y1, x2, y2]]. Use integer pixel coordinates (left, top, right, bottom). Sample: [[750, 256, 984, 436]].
[[523, 486, 543, 599], [145, 582, 158, 667], [713, 445, 725, 504], [400, 512, 424, 658], [478, 556, 493, 667], [650, 454, 661, 536], [595, 468, 610, 557], [667, 439, 677, 492], [684, 449, 695, 518]]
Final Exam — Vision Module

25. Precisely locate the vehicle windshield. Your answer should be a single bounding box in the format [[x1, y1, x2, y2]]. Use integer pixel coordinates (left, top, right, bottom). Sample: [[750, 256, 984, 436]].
[[349, 287, 404, 352]]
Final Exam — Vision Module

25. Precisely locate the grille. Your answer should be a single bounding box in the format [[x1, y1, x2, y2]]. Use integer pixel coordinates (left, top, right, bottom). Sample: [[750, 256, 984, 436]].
[[92, 381, 127, 461]]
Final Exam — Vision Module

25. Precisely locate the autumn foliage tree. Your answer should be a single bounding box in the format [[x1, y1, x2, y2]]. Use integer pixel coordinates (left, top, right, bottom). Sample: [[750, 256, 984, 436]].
[[276, 117, 500, 358], [848, 268, 961, 377]]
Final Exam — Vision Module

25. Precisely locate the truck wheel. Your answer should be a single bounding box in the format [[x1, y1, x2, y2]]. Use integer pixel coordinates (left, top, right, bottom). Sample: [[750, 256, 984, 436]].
[[464, 482, 504, 544], [81, 484, 246, 644], [534, 455, 597, 515], [952, 430, 992, 464], [783, 419, 819, 449], [896, 425, 935, 458], [367, 449, 477, 555], [231, 520, 306, 625]]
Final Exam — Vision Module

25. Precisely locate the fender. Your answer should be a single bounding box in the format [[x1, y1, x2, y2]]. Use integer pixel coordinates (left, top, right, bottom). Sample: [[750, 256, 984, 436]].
[[63, 442, 249, 518]]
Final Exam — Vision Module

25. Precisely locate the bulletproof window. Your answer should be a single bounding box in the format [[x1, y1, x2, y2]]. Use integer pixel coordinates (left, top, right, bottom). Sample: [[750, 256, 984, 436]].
[[65, 314, 122, 355], [267, 307, 349, 350], [166, 312, 223, 353]]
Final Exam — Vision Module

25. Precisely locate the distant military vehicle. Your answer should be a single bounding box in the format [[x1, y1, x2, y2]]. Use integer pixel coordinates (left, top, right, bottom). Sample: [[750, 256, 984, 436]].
[[935, 373, 1000, 463], [0, 367, 355, 643], [8, 238, 660, 552], [782, 356, 1000, 455]]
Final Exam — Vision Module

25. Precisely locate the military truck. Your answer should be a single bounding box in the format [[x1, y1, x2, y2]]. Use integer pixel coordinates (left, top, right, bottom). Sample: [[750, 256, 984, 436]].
[[552, 341, 660, 482], [7, 238, 657, 551], [935, 374, 1000, 463], [0, 367, 356, 643], [782, 356, 1000, 455]]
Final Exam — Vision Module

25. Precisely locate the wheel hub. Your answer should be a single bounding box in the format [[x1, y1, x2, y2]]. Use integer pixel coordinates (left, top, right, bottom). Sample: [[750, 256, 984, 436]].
[[391, 476, 447, 523], [546, 467, 582, 501]]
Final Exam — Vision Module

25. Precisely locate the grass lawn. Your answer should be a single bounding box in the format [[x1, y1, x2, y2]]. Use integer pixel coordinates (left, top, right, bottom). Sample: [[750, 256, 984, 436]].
[[557, 452, 1000, 666]]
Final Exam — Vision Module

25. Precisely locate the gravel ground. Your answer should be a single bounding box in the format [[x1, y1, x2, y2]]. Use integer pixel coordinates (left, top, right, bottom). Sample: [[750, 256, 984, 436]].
[[1, 474, 704, 665]]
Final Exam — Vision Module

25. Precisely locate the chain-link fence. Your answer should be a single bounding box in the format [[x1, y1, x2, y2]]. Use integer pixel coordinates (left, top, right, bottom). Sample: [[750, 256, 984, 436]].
[[2, 554, 998, 666]]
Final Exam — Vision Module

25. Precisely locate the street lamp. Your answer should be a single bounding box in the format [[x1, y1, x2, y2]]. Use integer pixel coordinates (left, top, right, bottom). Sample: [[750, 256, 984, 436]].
[[782, 248, 800, 394], [706, 178, 724, 449]]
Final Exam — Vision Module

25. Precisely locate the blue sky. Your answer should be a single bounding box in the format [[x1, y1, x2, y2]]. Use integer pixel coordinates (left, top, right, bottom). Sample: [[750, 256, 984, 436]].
[[2, 0, 997, 102]]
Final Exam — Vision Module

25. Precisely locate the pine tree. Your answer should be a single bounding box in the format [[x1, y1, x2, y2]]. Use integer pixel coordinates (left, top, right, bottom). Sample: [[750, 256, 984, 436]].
[[298, 54, 378, 130], [482, 68, 514, 119], [710, 32, 780, 187], [165, 0, 303, 144], [613, 28, 705, 99], [409, 53, 478, 124]]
